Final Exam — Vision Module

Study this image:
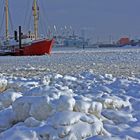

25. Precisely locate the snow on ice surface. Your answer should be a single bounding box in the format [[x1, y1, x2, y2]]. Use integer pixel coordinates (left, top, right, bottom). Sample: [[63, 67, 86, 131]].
[[0, 47, 140, 139], [0, 47, 140, 77]]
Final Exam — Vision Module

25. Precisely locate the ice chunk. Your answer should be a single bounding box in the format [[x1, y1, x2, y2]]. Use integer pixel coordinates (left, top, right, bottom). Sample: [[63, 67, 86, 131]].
[[0, 126, 39, 140], [0, 89, 22, 108], [63, 75, 77, 81], [30, 97, 52, 121], [0, 78, 7, 93], [103, 96, 131, 110], [24, 117, 41, 127], [46, 111, 103, 139], [89, 102, 102, 117], [0, 108, 16, 132], [74, 100, 90, 113], [12, 96, 52, 121], [52, 95, 75, 112], [102, 109, 137, 124]]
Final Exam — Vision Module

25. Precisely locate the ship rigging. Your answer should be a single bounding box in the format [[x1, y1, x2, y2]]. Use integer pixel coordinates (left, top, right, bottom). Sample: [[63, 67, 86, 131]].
[[0, 0, 54, 56]]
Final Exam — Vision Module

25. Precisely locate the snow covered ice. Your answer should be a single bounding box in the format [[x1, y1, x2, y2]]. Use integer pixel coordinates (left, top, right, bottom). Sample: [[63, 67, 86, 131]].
[[0, 47, 140, 139]]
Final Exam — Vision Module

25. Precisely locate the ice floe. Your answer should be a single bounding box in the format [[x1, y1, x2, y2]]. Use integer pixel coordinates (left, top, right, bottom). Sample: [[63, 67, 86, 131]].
[[0, 71, 140, 139]]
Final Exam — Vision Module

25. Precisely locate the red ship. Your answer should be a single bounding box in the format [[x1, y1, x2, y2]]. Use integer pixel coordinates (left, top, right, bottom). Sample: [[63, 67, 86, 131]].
[[14, 38, 54, 56], [0, 0, 54, 56]]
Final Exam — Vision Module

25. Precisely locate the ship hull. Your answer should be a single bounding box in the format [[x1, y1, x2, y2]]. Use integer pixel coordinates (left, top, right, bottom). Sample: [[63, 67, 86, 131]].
[[15, 39, 54, 56]]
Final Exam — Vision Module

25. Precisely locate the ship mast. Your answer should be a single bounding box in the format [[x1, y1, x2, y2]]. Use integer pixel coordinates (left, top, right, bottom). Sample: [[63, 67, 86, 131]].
[[5, 0, 9, 40], [33, 0, 38, 40]]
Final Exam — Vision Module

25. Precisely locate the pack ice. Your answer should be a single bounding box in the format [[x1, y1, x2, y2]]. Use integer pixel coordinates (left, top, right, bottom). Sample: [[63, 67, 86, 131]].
[[0, 71, 140, 140]]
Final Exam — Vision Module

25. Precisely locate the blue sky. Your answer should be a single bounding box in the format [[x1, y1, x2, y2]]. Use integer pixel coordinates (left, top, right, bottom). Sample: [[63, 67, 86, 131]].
[[1, 0, 140, 41]]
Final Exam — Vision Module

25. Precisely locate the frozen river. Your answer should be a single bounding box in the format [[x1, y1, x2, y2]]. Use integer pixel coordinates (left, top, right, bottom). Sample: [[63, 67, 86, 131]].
[[0, 47, 140, 140], [0, 47, 140, 77]]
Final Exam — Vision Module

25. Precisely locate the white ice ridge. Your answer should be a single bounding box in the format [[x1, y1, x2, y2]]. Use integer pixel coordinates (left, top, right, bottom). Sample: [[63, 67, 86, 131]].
[[0, 71, 140, 140], [0, 77, 7, 93]]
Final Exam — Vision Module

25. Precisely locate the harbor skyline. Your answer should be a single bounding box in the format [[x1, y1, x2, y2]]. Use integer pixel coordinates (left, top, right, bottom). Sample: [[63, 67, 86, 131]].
[[0, 0, 140, 41]]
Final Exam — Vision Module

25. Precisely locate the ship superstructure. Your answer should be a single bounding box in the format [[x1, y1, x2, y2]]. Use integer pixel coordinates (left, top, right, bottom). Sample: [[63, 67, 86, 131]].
[[0, 0, 54, 56]]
